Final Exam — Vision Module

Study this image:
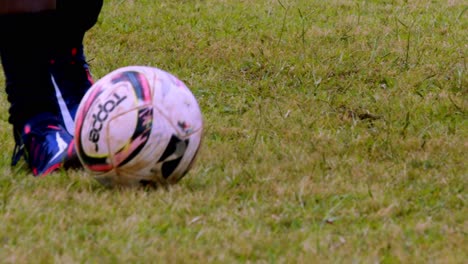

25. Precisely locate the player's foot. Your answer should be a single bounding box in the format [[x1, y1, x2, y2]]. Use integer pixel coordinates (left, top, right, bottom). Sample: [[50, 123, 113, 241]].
[[11, 113, 81, 176]]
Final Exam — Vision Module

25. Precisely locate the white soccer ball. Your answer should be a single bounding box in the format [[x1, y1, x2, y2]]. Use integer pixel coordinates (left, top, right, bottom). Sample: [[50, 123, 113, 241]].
[[74, 66, 203, 188]]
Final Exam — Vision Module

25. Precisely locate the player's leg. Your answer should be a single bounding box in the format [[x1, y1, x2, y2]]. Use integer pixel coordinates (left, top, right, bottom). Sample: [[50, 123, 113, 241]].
[[0, 0, 103, 176], [0, 11, 80, 176], [51, 0, 103, 134]]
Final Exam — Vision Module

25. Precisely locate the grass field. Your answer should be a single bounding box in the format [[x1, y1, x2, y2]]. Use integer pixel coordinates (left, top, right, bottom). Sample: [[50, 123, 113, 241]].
[[0, 0, 466, 263]]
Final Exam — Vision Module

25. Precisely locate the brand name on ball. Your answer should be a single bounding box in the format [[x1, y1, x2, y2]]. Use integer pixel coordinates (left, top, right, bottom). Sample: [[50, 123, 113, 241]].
[[89, 93, 127, 151]]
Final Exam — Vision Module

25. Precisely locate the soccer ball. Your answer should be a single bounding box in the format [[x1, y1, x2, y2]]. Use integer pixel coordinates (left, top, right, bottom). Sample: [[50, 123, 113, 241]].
[[74, 66, 203, 188]]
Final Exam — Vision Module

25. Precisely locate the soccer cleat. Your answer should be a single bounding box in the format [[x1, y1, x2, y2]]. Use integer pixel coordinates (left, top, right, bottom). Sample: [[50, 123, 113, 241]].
[[11, 114, 81, 176]]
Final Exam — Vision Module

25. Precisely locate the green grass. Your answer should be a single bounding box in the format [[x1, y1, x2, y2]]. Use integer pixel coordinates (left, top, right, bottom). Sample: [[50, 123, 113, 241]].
[[0, 0, 466, 263]]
